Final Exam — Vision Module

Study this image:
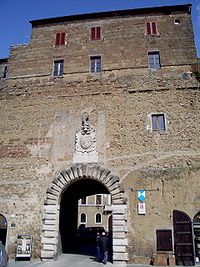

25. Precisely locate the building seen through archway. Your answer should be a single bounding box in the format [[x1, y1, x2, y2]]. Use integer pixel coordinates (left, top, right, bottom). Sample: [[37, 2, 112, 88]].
[[59, 178, 112, 258]]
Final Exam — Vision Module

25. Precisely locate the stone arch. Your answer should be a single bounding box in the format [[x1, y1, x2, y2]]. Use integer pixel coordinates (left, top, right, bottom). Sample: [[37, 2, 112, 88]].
[[41, 163, 128, 264]]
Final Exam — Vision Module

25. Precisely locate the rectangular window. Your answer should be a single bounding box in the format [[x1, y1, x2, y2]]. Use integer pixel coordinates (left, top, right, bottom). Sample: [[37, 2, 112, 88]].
[[53, 60, 64, 77], [151, 114, 166, 131], [156, 229, 173, 251], [91, 27, 101, 40], [55, 32, 66, 46], [146, 22, 158, 35], [90, 56, 101, 73], [148, 51, 161, 70], [96, 195, 102, 205]]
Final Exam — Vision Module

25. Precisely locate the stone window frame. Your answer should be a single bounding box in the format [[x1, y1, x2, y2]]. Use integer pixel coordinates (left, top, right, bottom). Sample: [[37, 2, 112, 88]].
[[80, 213, 87, 224], [52, 59, 64, 77], [147, 50, 161, 70], [89, 55, 102, 73], [95, 213, 102, 224]]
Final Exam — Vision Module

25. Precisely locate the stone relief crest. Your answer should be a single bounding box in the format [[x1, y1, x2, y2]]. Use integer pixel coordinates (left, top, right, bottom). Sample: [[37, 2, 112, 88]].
[[73, 114, 98, 163]]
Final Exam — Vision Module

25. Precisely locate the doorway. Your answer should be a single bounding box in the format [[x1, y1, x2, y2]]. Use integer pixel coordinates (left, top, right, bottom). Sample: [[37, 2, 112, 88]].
[[193, 211, 200, 265], [173, 210, 195, 266], [41, 163, 127, 264], [59, 178, 110, 257], [0, 214, 7, 245]]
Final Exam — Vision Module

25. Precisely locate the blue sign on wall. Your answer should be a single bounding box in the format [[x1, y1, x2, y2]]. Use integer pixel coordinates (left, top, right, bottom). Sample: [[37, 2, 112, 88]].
[[137, 190, 145, 202]]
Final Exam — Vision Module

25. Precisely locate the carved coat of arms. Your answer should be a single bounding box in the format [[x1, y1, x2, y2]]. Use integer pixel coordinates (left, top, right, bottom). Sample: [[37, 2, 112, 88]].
[[73, 114, 98, 163]]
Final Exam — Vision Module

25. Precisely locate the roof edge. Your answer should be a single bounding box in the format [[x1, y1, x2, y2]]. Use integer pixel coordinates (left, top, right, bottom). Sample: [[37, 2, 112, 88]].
[[30, 4, 192, 26]]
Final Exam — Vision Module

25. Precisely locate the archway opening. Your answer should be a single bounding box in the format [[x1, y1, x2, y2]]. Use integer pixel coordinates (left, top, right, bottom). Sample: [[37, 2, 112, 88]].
[[0, 214, 7, 245], [193, 211, 200, 265], [59, 178, 111, 257]]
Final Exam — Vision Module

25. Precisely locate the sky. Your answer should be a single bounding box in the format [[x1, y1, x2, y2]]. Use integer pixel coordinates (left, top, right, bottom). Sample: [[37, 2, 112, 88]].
[[0, 0, 200, 59]]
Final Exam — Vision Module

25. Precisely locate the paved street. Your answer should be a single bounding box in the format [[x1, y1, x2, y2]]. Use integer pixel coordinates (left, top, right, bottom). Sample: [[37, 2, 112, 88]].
[[7, 254, 148, 267]]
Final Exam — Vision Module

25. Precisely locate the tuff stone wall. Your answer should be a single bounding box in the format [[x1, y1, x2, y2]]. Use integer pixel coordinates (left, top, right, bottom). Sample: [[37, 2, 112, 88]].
[[0, 5, 199, 264]]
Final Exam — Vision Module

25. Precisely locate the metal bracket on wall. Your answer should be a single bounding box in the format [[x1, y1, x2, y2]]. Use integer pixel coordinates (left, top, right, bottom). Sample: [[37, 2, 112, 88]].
[[128, 187, 159, 192]]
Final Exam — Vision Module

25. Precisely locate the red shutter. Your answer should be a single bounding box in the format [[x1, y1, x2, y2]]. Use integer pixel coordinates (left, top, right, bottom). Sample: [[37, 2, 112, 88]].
[[152, 22, 157, 35], [96, 27, 101, 39], [61, 32, 65, 45], [91, 27, 95, 40], [146, 22, 151, 35], [55, 33, 61, 45]]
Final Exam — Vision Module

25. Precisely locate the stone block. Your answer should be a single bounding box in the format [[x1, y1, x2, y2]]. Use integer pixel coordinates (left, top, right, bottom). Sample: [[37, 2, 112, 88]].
[[113, 239, 128, 246], [113, 252, 129, 261]]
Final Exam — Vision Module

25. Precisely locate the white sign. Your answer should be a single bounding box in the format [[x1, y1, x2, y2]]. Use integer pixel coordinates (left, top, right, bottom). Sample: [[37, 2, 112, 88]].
[[138, 202, 146, 215]]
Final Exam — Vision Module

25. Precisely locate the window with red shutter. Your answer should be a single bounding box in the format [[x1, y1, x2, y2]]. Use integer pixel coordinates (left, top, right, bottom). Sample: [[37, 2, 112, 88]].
[[146, 22, 158, 35], [146, 22, 151, 35], [91, 27, 101, 40], [55, 32, 66, 46], [152, 22, 157, 35], [55, 33, 61, 46]]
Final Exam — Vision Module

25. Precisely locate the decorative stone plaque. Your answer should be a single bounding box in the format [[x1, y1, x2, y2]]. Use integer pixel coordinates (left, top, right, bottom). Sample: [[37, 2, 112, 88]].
[[73, 114, 98, 163]]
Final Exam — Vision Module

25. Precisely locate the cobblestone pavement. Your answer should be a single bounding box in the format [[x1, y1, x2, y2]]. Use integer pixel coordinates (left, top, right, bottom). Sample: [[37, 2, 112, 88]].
[[8, 254, 150, 267]]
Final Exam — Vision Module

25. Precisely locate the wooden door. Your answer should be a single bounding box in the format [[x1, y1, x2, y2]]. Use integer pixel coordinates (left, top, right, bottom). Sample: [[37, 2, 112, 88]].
[[173, 210, 195, 266]]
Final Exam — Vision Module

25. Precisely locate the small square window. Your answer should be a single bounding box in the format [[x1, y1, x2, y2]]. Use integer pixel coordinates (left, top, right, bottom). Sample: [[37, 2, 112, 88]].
[[174, 19, 180, 25], [53, 60, 64, 77], [91, 27, 101, 40], [90, 56, 101, 73], [55, 32, 66, 46], [151, 114, 166, 131], [148, 51, 161, 70], [146, 22, 158, 35]]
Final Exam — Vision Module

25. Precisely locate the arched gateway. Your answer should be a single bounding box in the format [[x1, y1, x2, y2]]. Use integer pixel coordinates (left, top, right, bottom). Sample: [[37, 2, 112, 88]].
[[41, 163, 128, 265]]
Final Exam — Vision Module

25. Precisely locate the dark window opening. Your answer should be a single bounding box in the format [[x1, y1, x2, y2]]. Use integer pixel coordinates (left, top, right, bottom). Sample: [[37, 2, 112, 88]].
[[96, 195, 102, 205], [96, 213, 102, 224], [80, 213, 86, 223]]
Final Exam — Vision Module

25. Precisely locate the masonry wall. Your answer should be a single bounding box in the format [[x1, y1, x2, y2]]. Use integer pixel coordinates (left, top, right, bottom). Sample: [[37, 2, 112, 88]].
[[0, 7, 199, 263]]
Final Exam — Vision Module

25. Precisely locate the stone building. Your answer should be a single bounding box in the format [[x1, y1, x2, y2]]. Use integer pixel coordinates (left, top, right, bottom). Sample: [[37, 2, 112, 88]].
[[0, 3, 200, 266], [78, 194, 112, 230]]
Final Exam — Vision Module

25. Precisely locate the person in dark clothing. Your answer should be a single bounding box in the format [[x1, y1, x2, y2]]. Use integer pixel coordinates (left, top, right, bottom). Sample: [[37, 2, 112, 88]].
[[99, 231, 109, 264], [96, 232, 101, 262], [0, 241, 8, 267]]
